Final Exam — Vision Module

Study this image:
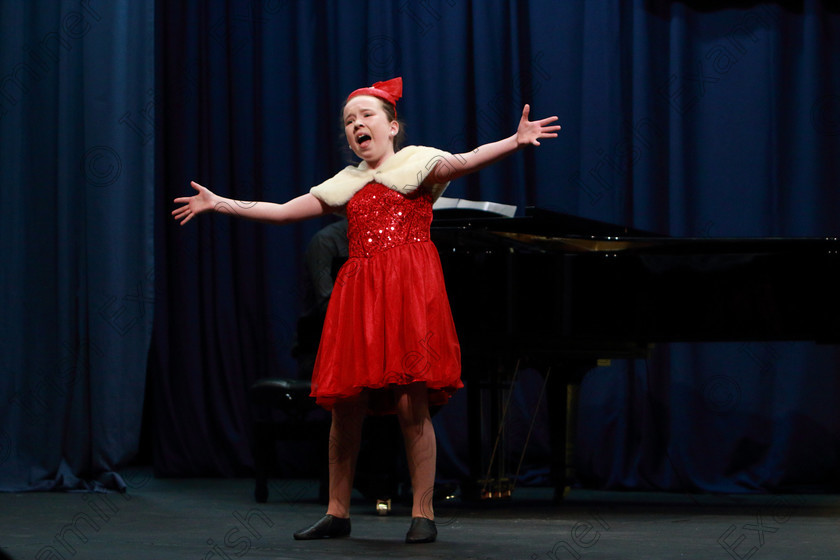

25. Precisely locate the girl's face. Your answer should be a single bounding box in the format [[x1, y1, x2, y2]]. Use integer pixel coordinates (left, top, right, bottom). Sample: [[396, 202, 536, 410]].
[[343, 95, 399, 168]]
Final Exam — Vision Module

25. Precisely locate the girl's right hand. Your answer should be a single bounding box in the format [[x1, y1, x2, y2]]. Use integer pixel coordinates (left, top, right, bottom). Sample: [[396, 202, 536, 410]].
[[172, 181, 217, 226]]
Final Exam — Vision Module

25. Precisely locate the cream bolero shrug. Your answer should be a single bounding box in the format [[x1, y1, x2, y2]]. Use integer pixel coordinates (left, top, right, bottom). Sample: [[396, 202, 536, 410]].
[[309, 145, 452, 208]]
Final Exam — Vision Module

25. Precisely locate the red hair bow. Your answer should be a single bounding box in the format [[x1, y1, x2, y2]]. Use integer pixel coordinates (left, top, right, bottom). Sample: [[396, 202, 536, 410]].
[[346, 77, 403, 115]]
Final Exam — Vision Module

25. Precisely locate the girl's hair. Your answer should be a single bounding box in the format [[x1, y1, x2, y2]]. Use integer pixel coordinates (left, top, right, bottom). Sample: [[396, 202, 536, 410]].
[[340, 98, 406, 158], [378, 99, 406, 151]]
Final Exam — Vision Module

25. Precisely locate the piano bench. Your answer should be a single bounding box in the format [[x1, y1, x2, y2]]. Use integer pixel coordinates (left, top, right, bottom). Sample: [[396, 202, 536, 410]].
[[249, 378, 329, 504]]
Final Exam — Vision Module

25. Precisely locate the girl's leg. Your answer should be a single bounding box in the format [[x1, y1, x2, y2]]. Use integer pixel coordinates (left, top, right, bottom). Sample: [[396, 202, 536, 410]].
[[394, 382, 436, 520], [326, 392, 368, 518]]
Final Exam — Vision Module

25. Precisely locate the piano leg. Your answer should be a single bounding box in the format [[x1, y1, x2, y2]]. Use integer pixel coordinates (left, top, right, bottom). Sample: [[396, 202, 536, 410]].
[[467, 370, 483, 492], [544, 360, 594, 503], [463, 359, 515, 501], [566, 383, 581, 488], [462, 356, 594, 503]]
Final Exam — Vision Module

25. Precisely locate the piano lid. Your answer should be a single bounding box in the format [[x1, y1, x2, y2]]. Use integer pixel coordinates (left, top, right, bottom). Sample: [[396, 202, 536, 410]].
[[432, 204, 662, 239], [432, 204, 840, 255]]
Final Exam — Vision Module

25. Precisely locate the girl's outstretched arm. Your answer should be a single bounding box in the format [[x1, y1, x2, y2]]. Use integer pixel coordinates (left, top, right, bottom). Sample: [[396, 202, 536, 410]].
[[427, 104, 560, 185], [172, 181, 330, 226]]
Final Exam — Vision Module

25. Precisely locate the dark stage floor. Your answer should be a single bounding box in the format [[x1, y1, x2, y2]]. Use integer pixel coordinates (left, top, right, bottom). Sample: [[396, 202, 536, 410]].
[[1, 469, 839, 559]]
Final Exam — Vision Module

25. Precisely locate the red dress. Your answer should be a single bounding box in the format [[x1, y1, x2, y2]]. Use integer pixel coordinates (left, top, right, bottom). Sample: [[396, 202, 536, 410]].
[[310, 182, 463, 413]]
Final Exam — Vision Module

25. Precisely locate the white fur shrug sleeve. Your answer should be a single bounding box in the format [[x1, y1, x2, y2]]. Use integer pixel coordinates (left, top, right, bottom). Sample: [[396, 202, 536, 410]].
[[309, 145, 452, 208]]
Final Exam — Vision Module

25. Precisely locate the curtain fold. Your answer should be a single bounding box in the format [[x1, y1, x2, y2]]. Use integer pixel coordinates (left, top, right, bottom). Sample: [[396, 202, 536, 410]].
[[0, 1, 155, 491]]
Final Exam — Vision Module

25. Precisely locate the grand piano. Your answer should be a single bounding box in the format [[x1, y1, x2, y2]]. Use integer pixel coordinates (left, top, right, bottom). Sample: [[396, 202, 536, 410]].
[[430, 204, 840, 500]]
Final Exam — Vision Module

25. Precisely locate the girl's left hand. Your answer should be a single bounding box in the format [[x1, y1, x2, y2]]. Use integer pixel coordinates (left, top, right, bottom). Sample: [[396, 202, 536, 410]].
[[172, 181, 218, 226], [516, 104, 561, 147]]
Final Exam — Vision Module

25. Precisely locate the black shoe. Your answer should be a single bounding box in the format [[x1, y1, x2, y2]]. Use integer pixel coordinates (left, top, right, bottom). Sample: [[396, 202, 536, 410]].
[[405, 517, 437, 544], [293, 514, 351, 540]]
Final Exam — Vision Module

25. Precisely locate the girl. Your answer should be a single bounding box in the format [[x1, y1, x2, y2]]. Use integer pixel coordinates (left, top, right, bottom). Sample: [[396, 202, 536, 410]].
[[172, 77, 560, 544]]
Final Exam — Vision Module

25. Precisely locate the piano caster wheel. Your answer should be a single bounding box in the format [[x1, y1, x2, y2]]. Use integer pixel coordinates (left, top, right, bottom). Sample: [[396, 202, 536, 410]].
[[376, 498, 392, 516], [477, 478, 513, 501]]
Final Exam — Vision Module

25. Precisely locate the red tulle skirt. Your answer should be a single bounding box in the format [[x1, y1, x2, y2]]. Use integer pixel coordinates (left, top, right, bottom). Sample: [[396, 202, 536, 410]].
[[310, 240, 462, 413]]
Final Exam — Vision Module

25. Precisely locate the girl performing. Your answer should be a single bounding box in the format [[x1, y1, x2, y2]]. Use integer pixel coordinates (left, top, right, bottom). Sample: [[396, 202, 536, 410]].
[[172, 77, 560, 543]]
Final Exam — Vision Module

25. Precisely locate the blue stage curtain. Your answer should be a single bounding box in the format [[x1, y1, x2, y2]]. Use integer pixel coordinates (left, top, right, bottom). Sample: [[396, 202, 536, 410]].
[[149, 0, 840, 492], [571, 0, 840, 493], [0, 1, 155, 491]]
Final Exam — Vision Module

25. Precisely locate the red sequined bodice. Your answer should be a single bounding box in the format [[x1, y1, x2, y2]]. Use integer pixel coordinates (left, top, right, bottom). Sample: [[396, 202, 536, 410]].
[[346, 182, 433, 258]]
